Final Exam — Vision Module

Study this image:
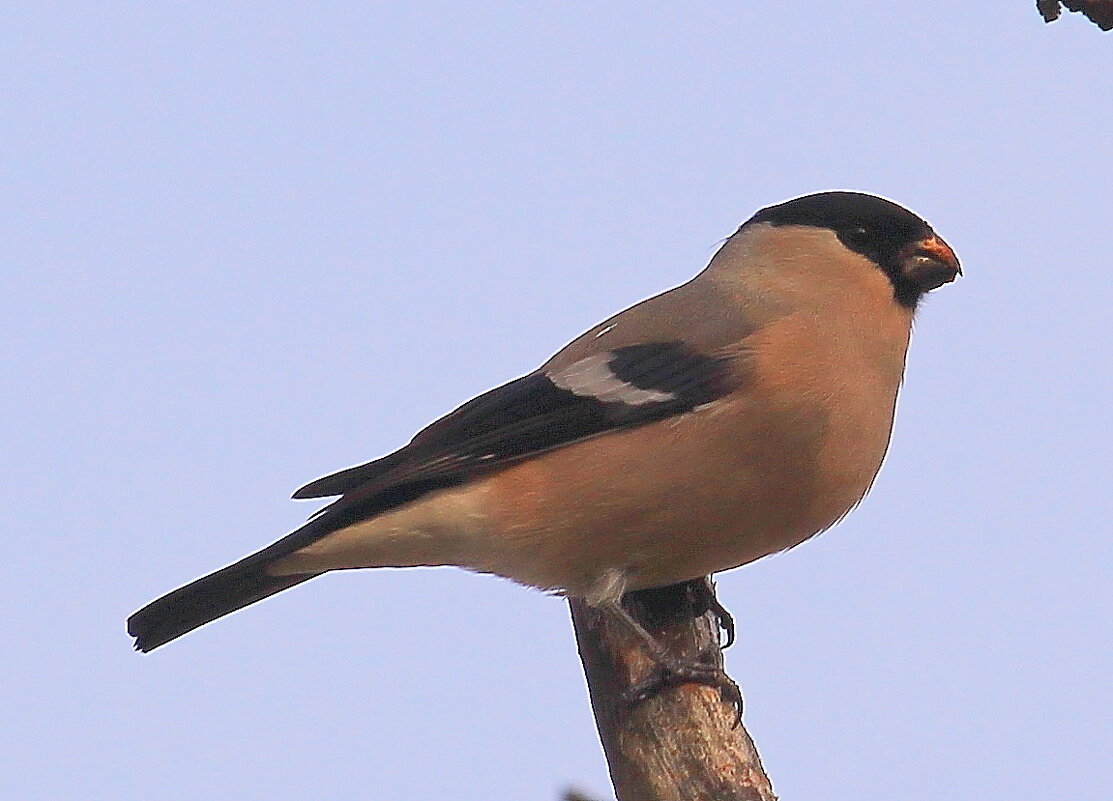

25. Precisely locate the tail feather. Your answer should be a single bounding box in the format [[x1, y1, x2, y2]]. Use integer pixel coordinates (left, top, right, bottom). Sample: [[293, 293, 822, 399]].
[[127, 559, 322, 652]]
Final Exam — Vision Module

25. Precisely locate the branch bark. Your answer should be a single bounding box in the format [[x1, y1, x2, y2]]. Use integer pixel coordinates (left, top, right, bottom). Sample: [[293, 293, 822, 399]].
[[569, 581, 776, 801]]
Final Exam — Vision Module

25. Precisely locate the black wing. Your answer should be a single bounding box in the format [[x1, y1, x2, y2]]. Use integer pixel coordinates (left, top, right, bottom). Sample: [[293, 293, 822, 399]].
[[127, 342, 736, 652], [293, 342, 736, 502]]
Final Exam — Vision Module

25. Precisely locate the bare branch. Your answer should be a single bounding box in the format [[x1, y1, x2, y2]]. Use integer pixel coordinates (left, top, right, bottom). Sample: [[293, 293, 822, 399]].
[[569, 581, 776, 801]]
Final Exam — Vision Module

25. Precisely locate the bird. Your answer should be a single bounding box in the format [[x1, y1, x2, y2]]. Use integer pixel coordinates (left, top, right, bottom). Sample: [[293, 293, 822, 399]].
[[128, 191, 960, 669]]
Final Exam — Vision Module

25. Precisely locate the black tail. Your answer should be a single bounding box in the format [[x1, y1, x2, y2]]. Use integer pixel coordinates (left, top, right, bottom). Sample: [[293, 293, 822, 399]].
[[127, 558, 322, 652]]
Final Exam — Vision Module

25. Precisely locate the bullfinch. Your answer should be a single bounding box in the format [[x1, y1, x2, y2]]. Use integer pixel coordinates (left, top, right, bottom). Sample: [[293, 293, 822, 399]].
[[128, 191, 960, 667]]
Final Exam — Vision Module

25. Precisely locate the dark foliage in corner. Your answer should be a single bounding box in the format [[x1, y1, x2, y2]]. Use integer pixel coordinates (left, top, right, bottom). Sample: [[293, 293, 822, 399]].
[[1039, 0, 1113, 30]]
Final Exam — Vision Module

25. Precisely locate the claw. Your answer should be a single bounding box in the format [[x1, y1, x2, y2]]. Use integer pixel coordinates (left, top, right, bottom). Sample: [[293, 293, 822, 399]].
[[622, 652, 744, 726], [687, 578, 736, 649]]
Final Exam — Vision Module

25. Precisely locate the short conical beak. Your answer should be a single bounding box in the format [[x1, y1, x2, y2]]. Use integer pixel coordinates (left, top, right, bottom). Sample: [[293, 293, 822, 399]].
[[900, 235, 961, 291]]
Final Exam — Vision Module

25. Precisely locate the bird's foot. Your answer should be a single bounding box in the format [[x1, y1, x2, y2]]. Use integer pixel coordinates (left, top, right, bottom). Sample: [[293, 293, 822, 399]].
[[599, 588, 743, 726], [623, 650, 743, 726]]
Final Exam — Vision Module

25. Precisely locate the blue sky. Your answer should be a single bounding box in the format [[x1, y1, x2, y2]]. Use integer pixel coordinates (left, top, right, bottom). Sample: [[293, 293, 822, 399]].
[[3, 4, 1111, 799]]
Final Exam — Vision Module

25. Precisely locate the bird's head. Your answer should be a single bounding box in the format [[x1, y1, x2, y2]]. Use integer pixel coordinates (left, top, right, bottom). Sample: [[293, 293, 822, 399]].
[[746, 191, 961, 309]]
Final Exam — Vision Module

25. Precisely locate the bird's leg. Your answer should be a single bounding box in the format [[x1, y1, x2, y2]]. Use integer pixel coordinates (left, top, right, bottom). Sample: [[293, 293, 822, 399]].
[[596, 578, 743, 720]]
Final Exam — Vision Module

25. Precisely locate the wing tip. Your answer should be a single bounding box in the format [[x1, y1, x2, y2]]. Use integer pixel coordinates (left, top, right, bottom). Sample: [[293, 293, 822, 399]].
[[291, 480, 340, 500], [292, 473, 361, 500]]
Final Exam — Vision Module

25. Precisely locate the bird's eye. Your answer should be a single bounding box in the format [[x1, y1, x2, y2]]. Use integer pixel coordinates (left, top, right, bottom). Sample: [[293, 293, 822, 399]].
[[839, 226, 873, 248], [835, 225, 878, 256]]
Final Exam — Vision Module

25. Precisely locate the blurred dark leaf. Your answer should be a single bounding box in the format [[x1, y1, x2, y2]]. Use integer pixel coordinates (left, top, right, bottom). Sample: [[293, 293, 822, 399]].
[[1038, 0, 1113, 30], [562, 790, 605, 801]]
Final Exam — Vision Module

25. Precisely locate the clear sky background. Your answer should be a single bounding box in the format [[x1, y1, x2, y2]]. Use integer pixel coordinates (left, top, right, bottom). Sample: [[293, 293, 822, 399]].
[[3, 4, 1111, 800]]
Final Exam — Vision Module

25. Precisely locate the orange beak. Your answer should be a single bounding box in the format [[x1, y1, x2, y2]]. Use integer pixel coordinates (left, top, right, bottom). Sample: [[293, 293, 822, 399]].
[[900, 234, 961, 291]]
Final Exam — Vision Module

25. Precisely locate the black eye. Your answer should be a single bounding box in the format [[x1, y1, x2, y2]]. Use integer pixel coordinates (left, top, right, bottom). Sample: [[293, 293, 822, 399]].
[[847, 226, 869, 241], [839, 225, 875, 248], [835, 225, 881, 258]]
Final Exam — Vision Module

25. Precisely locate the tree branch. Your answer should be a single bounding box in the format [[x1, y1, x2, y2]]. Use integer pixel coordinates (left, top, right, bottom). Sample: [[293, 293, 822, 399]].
[[569, 580, 776, 801]]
